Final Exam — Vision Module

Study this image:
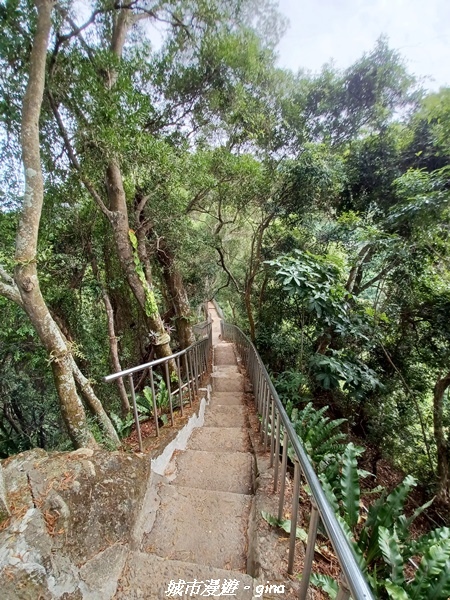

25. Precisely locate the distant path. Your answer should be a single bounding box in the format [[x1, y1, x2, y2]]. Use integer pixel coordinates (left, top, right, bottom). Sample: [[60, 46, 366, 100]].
[[207, 301, 221, 346]]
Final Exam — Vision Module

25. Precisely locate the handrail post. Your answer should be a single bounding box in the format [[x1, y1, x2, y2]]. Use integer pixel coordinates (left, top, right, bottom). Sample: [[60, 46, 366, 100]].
[[128, 374, 143, 453], [278, 428, 288, 521], [149, 368, 159, 437], [269, 397, 275, 461], [298, 499, 320, 600], [165, 362, 174, 426], [336, 576, 351, 600], [176, 356, 183, 416], [288, 458, 301, 574], [273, 412, 281, 490]]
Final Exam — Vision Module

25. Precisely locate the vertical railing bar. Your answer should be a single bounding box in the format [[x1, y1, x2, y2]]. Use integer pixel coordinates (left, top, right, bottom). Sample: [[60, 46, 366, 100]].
[[298, 500, 320, 599], [184, 352, 193, 406], [288, 459, 301, 574], [278, 429, 288, 521], [269, 398, 275, 467], [264, 385, 272, 442], [176, 355, 183, 417], [165, 362, 174, 426], [149, 368, 159, 437], [128, 374, 143, 452], [260, 381, 267, 439], [335, 580, 351, 600], [193, 346, 199, 393], [273, 411, 281, 492]]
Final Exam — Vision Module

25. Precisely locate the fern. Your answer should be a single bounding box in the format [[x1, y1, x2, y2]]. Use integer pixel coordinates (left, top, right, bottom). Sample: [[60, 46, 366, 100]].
[[384, 581, 411, 599], [310, 574, 338, 599], [379, 526, 405, 586], [260, 511, 308, 541], [410, 540, 450, 600], [336, 514, 367, 572], [408, 527, 450, 557], [340, 442, 360, 528], [318, 472, 340, 513]]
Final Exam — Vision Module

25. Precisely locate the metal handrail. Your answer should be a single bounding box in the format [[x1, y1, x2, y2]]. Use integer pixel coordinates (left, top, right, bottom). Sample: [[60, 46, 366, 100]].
[[221, 321, 374, 600], [104, 322, 212, 452]]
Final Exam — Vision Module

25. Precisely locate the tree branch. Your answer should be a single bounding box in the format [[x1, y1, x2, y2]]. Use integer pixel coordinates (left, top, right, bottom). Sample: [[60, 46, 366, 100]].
[[48, 92, 111, 218], [215, 246, 241, 294]]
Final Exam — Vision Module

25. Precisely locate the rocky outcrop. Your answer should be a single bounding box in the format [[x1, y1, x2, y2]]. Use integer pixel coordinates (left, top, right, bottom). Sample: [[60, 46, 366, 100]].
[[0, 447, 150, 599]]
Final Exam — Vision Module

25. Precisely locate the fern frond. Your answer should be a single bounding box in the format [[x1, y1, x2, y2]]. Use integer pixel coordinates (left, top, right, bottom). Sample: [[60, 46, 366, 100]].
[[410, 540, 450, 600], [379, 526, 405, 586], [310, 573, 339, 599], [384, 581, 411, 599], [340, 442, 360, 528]]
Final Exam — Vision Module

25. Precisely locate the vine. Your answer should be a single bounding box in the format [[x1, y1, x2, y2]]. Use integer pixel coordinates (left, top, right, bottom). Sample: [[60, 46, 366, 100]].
[[128, 229, 158, 318]]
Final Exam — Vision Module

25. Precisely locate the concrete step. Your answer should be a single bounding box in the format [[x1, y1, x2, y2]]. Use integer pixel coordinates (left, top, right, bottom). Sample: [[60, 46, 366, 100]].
[[187, 427, 249, 453], [142, 484, 252, 571], [116, 552, 255, 599], [204, 406, 248, 428], [170, 449, 253, 495], [212, 371, 244, 392], [214, 344, 237, 366], [210, 392, 244, 406]]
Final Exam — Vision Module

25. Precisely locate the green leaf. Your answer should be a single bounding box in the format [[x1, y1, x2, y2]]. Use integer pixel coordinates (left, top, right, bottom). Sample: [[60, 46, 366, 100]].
[[379, 526, 405, 586], [340, 442, 360, 528], [310, 573, 339, 599], [410, 540, 450, 600], [260, 511, 308, 541], [384, 581, 411, 600]]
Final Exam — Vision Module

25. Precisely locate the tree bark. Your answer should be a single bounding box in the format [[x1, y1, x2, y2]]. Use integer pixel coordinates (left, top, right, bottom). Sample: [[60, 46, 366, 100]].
[[104, 161, 173, 360], [104, 10, 173, 361], [433, 371, 450, 503], [11, 0, 119, 450], [155, 238, 195, 349], [91, 256, 130, 415]]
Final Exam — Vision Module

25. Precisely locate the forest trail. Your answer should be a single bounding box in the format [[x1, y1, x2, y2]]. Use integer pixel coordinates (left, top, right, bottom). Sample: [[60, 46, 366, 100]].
[[115, 304, 258, 599]]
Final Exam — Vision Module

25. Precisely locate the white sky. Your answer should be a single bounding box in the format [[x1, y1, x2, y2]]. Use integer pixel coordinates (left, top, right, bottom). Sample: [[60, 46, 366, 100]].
[[275, 0, 450, 90]]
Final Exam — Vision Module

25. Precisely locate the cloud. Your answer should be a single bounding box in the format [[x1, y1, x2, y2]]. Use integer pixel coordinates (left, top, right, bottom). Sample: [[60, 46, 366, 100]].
[[275, 0, 450, 89]]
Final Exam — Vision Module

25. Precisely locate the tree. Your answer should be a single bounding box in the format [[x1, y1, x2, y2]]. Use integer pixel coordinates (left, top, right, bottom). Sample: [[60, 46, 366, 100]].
[[0, 0, 119, 449]]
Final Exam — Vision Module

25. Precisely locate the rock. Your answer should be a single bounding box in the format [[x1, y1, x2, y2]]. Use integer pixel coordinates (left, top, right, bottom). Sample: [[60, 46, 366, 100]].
[[79, 544, 128, 600], [0, 462, 10, 520], [0, 447, 150, 599], [69, 448, 94, 459]]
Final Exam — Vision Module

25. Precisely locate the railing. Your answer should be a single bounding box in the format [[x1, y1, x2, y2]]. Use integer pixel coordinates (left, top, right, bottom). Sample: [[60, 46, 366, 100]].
[[221, 321, 374, 600], [104, 321, 212, 452]]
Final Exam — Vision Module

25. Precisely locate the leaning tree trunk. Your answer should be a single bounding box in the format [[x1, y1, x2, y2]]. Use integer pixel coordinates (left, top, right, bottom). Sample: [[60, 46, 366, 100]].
[[14, 0, 119, 449], [104, 162, 173, 360], [433, 371, 450, 503], [91, 256, 130, 416], [156, 238, 195, 349], [102, 11, 173, 362]]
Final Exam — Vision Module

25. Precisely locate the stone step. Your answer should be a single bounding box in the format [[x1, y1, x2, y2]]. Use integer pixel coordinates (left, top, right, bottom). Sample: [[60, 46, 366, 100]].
[[169, 449, 253, 495], [204, 406, 248, 428], [142, 484, 252, 571], [211, 371, 244, 393], [116, 552, 255, 599], [212, 364, 240, 375], [187, 427, 249, 453], [210, 392, 244, 406], [214, 344, 237, 366]]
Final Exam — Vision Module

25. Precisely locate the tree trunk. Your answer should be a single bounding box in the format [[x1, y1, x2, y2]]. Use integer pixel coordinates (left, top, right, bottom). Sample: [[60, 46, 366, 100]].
[[433, 371, 450, 503], [104, 162, 173, 360], [12, 0, 120, 450], [14, 0, 98, 449], [91, 257, 130, 416], [156, 239, 195, 349], [104, 10, 174, 362], [244, 284, 256, 342]]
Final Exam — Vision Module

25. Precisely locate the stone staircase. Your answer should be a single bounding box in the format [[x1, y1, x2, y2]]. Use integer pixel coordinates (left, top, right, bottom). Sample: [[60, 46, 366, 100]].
[[115, 315, 259, 599]]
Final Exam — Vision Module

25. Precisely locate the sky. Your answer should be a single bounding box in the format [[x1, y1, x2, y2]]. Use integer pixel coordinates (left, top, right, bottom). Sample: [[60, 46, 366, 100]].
[[275, 0, 450, 90]]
